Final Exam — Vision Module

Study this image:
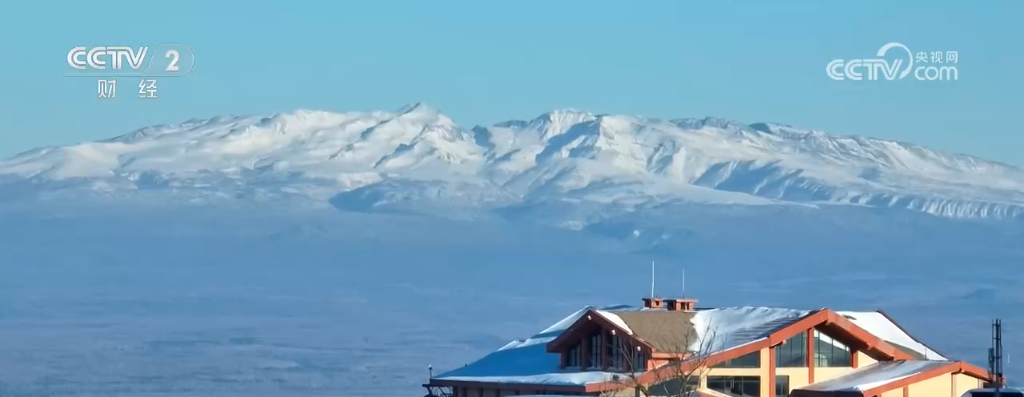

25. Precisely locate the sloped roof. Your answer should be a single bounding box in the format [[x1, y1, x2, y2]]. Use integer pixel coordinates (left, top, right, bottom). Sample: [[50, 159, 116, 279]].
[[549, 306, 812, 356], [837, 310, 944, 359], [691, 307, 809, 353], [433, 305, 635, 387], [791, 360, 988, 397], [612, 311, 696, 353], [797, 360, 953, 392], [891, 342, 930, 360]]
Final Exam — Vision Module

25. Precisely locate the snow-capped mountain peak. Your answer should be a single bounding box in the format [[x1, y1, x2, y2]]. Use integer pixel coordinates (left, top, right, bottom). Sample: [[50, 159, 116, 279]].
[[2, 104, 1022, 221]]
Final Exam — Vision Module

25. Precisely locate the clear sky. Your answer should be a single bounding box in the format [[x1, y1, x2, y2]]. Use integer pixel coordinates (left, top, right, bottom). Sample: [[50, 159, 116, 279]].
[[1, 0, 1021, 164]]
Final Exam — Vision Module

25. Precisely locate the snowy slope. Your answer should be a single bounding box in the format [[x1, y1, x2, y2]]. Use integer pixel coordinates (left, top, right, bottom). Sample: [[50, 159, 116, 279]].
[[2, 103, 1023, 220]]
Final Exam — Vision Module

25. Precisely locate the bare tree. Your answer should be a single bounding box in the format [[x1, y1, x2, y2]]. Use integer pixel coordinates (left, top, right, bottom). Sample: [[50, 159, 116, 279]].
[[600, 324, 719, 397]]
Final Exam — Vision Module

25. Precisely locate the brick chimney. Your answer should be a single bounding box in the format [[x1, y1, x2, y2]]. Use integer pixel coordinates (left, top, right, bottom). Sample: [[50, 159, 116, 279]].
[[642, 297, 664, 309], [664, 298, 697, 311], [642, 297, 696, 311]]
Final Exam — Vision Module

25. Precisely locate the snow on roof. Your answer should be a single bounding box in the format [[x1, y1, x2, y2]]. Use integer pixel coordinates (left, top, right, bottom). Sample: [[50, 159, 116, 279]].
[[433, 305, 950, 386], [838, 311, 946, 360], [434, 305, 641, 385], [798, 360, 953, 392], [691, 307, 810, 353], [595, 310, 634, 335]]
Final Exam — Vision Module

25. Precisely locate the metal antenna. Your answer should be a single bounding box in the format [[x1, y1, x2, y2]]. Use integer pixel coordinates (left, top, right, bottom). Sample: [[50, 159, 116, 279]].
[[650, 261, 656, 298], [988, 319, 1004, 395], [682, 268, 686, 298], [995, 319, 1003, 393]]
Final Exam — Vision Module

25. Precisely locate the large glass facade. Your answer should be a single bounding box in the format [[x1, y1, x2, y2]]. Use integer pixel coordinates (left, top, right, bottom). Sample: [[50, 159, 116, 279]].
[[707, 376, 760, 397], [648, 376, 700, 396], [568, 327, 851, 372], [775, 330, 853, 368], [567, 328, 646, 370], [775, 332, 807, 367], [713, 351, 761, 368], [813, 330, 852, 367]]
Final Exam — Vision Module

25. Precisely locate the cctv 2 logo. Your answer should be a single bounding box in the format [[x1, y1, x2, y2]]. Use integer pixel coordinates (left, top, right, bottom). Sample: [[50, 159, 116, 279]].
[[65, 44, 194, 76]]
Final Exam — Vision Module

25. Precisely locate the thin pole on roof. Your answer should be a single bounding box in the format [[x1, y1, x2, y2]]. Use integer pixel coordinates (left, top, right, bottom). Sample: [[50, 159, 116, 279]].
[[650, 261, 655, 299], [681, 268, 686, 298]]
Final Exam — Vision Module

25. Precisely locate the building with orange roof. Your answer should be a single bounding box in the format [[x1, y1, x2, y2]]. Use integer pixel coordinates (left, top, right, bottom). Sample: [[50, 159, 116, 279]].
[[423, 296, 998, 397]]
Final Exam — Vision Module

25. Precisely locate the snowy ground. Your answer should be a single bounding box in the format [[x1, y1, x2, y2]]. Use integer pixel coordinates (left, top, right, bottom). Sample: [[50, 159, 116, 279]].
[[0, 201, 1021, 397]]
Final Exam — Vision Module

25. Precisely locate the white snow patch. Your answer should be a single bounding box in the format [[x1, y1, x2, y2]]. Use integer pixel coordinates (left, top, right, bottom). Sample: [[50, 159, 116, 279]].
[[839, 311, 946, 359], [595, 310, 634, 335], [691, 307, 811, 353], [798, 360, 952, 392]]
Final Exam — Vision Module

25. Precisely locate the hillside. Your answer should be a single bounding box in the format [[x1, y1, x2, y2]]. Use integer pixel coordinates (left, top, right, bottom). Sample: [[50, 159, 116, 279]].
[[2, 103, 1022, 224]]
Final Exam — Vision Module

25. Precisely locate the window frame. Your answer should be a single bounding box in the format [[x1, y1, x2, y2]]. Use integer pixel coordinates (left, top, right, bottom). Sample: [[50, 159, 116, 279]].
[[775, 332, 807, 368], [647, 376, 701, 396], [588, 332, 601, 369], [631, 348, 648, 371], [566, 342, 582, 368], [813, 329, 852, 367], [707, 375, 761, 397], [713, 351, 761, 368], [775, 375, 790, 397]]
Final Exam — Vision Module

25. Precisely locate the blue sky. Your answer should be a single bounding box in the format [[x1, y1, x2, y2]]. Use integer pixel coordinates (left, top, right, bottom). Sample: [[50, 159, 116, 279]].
[[1, 1, 1021, 164]]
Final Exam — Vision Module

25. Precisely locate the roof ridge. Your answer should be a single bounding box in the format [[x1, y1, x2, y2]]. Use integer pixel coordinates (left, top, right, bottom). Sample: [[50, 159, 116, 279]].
[[873, 309, 948, 359]]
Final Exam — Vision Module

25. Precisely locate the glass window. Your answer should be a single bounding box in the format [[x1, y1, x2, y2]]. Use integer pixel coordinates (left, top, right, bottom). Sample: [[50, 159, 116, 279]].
[[713, 351, 761, 368], [605, 332, 628, 370], [610, 335, 626, 369], [707, 376, 760, 397], [567, 343, 582, 368], [648, 376, 700, 396], [775, 375, 790, 397], [814, 330, 852, 367], [632, 349, 648, 371], [775, 332, 807, 367], [588, 333, 601, 368], [602, 329, 610, 368]]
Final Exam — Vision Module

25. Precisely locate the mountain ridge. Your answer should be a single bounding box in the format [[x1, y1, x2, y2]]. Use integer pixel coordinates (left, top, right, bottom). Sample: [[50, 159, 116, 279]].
[[2, 103, 1023, 223]]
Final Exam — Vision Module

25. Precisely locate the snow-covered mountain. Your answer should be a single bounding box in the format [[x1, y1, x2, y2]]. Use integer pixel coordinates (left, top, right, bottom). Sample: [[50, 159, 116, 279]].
[[2, 103, 1023, 222]]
